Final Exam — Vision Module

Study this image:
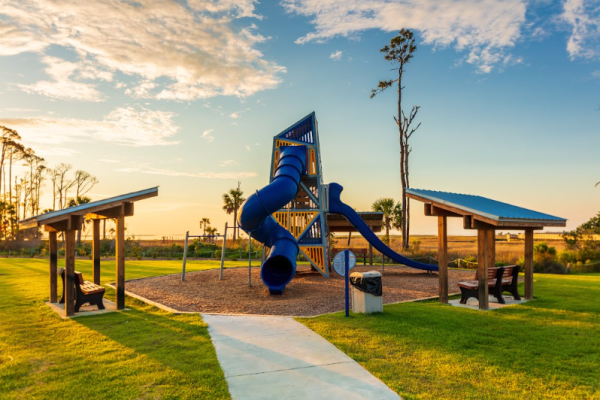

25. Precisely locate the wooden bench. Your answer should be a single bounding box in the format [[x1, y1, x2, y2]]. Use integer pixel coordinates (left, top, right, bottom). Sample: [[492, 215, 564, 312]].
[[332, 248, 369, 265], [457, 265, 521, 305], [58, 268, 106, 312]]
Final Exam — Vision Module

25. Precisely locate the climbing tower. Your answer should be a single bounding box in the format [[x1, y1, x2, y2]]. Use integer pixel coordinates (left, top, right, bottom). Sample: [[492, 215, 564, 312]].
[[268, 112, 330, 277]]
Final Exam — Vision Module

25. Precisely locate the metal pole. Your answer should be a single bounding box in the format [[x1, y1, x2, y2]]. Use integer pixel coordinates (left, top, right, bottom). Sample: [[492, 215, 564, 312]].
[[345, 249, 349, 317], [220, 223, 228, 280], [261, 245, 266, 264], [248, 232, 252, 287], [181, 231, 189, 281]]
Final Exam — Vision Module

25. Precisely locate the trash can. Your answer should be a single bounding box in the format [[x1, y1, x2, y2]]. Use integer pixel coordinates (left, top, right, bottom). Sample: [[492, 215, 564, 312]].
[[349, 271, 383, 314]]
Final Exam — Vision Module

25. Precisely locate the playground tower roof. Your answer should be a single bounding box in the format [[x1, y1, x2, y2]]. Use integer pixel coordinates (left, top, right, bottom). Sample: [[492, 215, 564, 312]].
[[406, 188, 566, 229]]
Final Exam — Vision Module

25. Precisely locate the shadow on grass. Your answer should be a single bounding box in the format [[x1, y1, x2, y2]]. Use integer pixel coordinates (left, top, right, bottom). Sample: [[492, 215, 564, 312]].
[[74, 302, 230, 398]]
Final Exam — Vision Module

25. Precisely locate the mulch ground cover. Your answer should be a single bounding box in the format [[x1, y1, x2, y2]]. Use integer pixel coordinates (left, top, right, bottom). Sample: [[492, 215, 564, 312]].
[[125, 264, 475, 316]]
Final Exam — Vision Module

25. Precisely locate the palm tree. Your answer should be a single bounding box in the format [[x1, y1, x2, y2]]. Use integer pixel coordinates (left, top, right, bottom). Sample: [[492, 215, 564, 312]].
[[200, 217, 210, 236], [206, 226, 218, 242], [222, 182, 245, 241], [372, 198, 402, 244]]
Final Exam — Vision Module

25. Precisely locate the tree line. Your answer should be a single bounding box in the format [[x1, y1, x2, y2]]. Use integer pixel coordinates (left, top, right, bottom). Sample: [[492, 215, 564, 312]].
[[0, 126, 98, 243]]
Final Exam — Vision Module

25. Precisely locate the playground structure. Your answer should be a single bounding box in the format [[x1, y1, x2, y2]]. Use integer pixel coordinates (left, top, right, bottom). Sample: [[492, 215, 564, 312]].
[[237, 112, 439, 294]]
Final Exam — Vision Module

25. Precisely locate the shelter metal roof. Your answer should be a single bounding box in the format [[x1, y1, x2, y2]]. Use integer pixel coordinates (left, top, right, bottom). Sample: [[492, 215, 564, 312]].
[[406, 188, 566, 227], [19, 187, 158, 230]]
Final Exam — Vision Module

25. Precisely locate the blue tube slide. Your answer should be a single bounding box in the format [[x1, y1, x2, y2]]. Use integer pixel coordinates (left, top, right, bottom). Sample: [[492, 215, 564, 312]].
[[237, 146, 308, 294], [328, 183, 439, 272]]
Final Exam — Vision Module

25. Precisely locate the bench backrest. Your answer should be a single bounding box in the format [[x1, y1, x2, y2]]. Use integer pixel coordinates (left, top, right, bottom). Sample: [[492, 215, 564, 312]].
[[58, 268, 85, 287], [474, 266, 505, 282], [74, 272, 85, 285], [502, 265, 519, 282]]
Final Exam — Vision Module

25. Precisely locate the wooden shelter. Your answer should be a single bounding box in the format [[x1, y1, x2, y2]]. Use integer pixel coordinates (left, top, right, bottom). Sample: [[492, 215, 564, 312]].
[[327, 212, 384, 264], [19, 187, 158, 317], [406, 189, 566, 310]]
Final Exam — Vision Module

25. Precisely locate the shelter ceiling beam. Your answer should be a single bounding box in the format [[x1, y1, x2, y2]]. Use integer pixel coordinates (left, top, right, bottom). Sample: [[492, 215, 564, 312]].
[[424, 203, 462, 218], [463, 215, 544, 231], [91, 202, 134, 219], [45, 215, 83, 232]]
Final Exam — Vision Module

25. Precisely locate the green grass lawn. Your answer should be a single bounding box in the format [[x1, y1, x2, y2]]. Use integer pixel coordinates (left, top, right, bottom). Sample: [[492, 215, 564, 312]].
[[300, 274, 600, 400], [3, 257, 600, 399], [0, 258, 234, 399]]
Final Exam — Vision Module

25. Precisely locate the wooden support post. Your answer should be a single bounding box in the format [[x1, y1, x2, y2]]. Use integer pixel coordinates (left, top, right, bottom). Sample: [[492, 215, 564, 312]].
[[486, 229, 496, 271], [93, 219, 101, 285], [438, 216, 448, 304], [64, 230, 76, 317], [477, 229, 489, 310], [116, 210, 125, 310], [49, 231, 57, 303], [369, 243, 373, 266], [524, 229, 534, 300]]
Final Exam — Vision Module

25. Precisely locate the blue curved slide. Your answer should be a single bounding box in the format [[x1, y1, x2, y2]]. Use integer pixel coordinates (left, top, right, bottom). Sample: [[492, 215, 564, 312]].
[[238, 145, 307, 294], [328, 183, 439, 272]]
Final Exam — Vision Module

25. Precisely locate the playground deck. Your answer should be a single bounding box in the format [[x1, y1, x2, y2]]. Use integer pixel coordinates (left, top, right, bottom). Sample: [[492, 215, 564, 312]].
[[124, 265, 474, 316]]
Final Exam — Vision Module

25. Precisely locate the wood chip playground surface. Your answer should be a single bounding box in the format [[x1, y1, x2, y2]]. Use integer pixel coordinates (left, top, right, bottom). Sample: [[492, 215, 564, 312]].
[[125, 264, 475, 316]]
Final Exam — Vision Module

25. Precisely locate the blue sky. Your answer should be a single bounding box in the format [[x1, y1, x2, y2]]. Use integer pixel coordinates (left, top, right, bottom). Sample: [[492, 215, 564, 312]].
[[0, 0, 598, 237]]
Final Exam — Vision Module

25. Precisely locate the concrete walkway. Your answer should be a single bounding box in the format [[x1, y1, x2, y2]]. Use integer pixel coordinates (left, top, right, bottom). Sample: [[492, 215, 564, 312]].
[[202, 314, 401, 400]]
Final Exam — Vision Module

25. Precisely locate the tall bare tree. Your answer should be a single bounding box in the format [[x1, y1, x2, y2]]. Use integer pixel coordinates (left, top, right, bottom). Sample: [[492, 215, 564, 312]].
[[371, 29, 421, 249], [0, 126, 23, 201], [7, 142, 25, 206], [51, 163, 76, 209], [73, 170, 99, 198]]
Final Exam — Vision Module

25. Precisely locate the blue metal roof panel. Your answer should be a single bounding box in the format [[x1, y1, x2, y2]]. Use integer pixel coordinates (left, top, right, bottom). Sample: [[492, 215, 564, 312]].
[[19, 186, 159, 225], [406, 188, 566, 222]]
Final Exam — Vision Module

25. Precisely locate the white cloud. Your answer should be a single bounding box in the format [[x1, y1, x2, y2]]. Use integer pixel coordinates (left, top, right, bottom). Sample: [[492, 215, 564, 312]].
[[0, 0, 284, 101], [0, 106, 180, 148], [219, 160, 239, 166], [230, 108, 251, 119], [245, 145, 252, 151], [592, 70, 600, 78], [561, 0, 600, 60], [329, 50, 343, 61], [18, 56, 105, 102], [283, 0, 527, 73], [117, 164, 257, 179], [4, 108, 39, 112], [201, 129, 215, 142]]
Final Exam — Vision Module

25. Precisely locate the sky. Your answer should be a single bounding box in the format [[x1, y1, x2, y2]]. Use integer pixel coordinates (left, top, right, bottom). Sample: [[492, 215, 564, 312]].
[[0, 0, 599, 238]]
